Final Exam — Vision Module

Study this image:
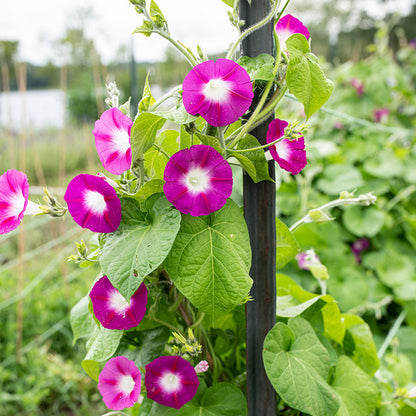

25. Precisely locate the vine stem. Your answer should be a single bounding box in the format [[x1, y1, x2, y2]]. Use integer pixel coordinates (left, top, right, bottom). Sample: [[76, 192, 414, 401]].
[[226, 0, 280, 60], [377, 310, 406, 359], [227, 29, 281, 150], [228, 135, 284, 153], [148, 84, 182, 112], [289, 193, 377, 232]]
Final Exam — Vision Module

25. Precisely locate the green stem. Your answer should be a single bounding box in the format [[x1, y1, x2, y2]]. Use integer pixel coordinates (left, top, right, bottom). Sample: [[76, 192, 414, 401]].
[[148, 85, 182, 112], [190, 312, 205, 329], [153, 143, 170, 159], [151, 316, 179, 332], [226, 0, 280, 59], [378, 310, 406, 359], [227, 23, 281, 150], [228, 135, 284, 153], [168, 293, 185, 313], [289, 193, 377, 232], [218, 127, 226, 153], [201, 326, 221, 384]]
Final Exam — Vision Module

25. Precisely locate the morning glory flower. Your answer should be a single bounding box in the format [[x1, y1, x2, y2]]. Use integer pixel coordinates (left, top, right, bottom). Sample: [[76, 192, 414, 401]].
[[0, 169, 41, 234], [275, 14, 310, 50], [163, 144, 233, 216], [182, 59, 253, 127], [93, 107, 133, 175], [90, 276, 148, 330], [145, 355, 199, 409], [266, 118, 307, 175], [98, 356, 142, 411], [372, 108, 389, 123], [351, 238, 370, 264], [64, 173, 121, 233], [351, 78, 364, 97]]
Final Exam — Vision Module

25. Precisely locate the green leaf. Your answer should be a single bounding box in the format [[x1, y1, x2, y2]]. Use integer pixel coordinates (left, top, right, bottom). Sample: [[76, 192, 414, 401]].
[[144, 129, 180, 179], [237, 54, 275, 81], [316, 164, 363, 195], [195, 132, 225, 155], [220, 0, 234, 7], [135, 179, 164, 202], [342, 205, 385, 238], [276, 217, 300, 269], [229, 134, 272, 183], [164, 199, 252, 320], [131, 112, 166, 161], [70, 295, 95, 344], [134, 20, 153, 37], [331, 355, 379, 416], [82, 325, 123, 381], [153, 104, 198, 125], [101, 195, 181, 300], [286, 34, 334, 118], [149, 382, 247, 416], [138, 73, 156, 113], [342, 314, 380, 376], [263, 317, 340, 416], [150, 0, 166, 27]]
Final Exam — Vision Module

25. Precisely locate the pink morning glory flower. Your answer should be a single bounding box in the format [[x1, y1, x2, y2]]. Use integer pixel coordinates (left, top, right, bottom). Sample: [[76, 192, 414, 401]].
[[145, 355, 199, 409], [275, 14, 310, 50], [372, 108, 390, 123], [194, 360, 209, 374], [98, 356, 142, 411], [90, 276, 148, 330], [182, 59, 254, 127], [0, 169, 41, 234], [163, 144, 233, 217], [351, 78, 364, 97], [296, 250, 321, 270], [351, 238, 370, 264], [266, 118, 307, 175], [64, 173, 121, 233], [93, 107, 133, 175]]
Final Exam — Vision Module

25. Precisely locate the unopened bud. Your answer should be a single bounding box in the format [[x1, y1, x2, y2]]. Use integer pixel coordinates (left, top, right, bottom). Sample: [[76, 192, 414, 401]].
[[194, 360, 209, 374]]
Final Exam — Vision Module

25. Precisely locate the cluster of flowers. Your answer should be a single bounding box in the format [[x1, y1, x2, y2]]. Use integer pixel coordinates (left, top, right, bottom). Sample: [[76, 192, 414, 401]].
[[0, 14, 309, 411]]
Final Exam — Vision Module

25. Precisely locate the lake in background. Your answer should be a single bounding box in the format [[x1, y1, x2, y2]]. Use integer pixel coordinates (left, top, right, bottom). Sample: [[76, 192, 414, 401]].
[[0, 89, 66, 132]]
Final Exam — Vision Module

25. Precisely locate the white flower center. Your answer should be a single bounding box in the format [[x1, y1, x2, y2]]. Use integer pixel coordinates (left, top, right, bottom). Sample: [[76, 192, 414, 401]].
[[109, 289, 130, 314], [118, 374, 136, 394], [10, 192, 26, 217], [84, 190, 107, 214], [203, 79, 230, 102], [160, 372, 180, 393], [112, 128, 131, 153], [184, 168, 210, 193], [274, 140, 291, 161]]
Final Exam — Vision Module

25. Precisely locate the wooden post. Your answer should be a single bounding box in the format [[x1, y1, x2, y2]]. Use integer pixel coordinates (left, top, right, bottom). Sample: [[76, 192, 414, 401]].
[[240, 1, 277, 415]]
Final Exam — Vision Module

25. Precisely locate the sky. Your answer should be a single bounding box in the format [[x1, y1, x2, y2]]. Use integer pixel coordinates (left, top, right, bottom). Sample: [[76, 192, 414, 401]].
[[0, 0, 236, 65], [0, 0, 415, 65]]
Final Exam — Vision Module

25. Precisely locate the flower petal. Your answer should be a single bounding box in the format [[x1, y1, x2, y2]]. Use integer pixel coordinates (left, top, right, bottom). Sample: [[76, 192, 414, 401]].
[[90, 276, 148, 330], [0, 169, 29, 234], [93, 108, 133, 175], [182, 59, 253, 127], [64, 174, 121, 233], [275, 14, 310, 50], [98, 356, 141, 411], [145, 356, 199, 409], [163, 145, 233, 216]]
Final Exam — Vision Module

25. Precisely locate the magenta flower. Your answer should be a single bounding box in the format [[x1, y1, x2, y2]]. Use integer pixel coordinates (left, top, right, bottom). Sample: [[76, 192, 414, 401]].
[[64, 174, 121, 233], [93, 107, 133, 175], [351, 238, 370, 264], [98, 356, 141, 411], [372, 108, 390, 123], [296, 250, 320, 270], [182, 59, 253, 127], [351, 78, 364, 97], [0, 169, 41, 234], [145, 355, 199, 409], [163, 144, 233, 216], [275, 14, 310, 50], [90, 276, 148, 330], [266, 118, 307, 175]]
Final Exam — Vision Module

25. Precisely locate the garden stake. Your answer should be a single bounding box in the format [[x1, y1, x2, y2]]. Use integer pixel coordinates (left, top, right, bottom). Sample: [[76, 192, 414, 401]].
[[240, 1, 277, 414]]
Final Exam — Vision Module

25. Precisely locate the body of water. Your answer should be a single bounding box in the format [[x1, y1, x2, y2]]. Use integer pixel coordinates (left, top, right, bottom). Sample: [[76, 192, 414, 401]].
[[0, 89, 66, 132]]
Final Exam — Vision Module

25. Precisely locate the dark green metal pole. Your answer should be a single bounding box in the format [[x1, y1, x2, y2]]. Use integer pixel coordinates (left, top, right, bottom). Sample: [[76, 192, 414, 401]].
[[240, 1, 277, 415]]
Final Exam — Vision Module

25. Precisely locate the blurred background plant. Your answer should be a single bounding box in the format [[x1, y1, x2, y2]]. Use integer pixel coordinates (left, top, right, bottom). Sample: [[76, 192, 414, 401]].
[[0, 0, 416, 414]]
